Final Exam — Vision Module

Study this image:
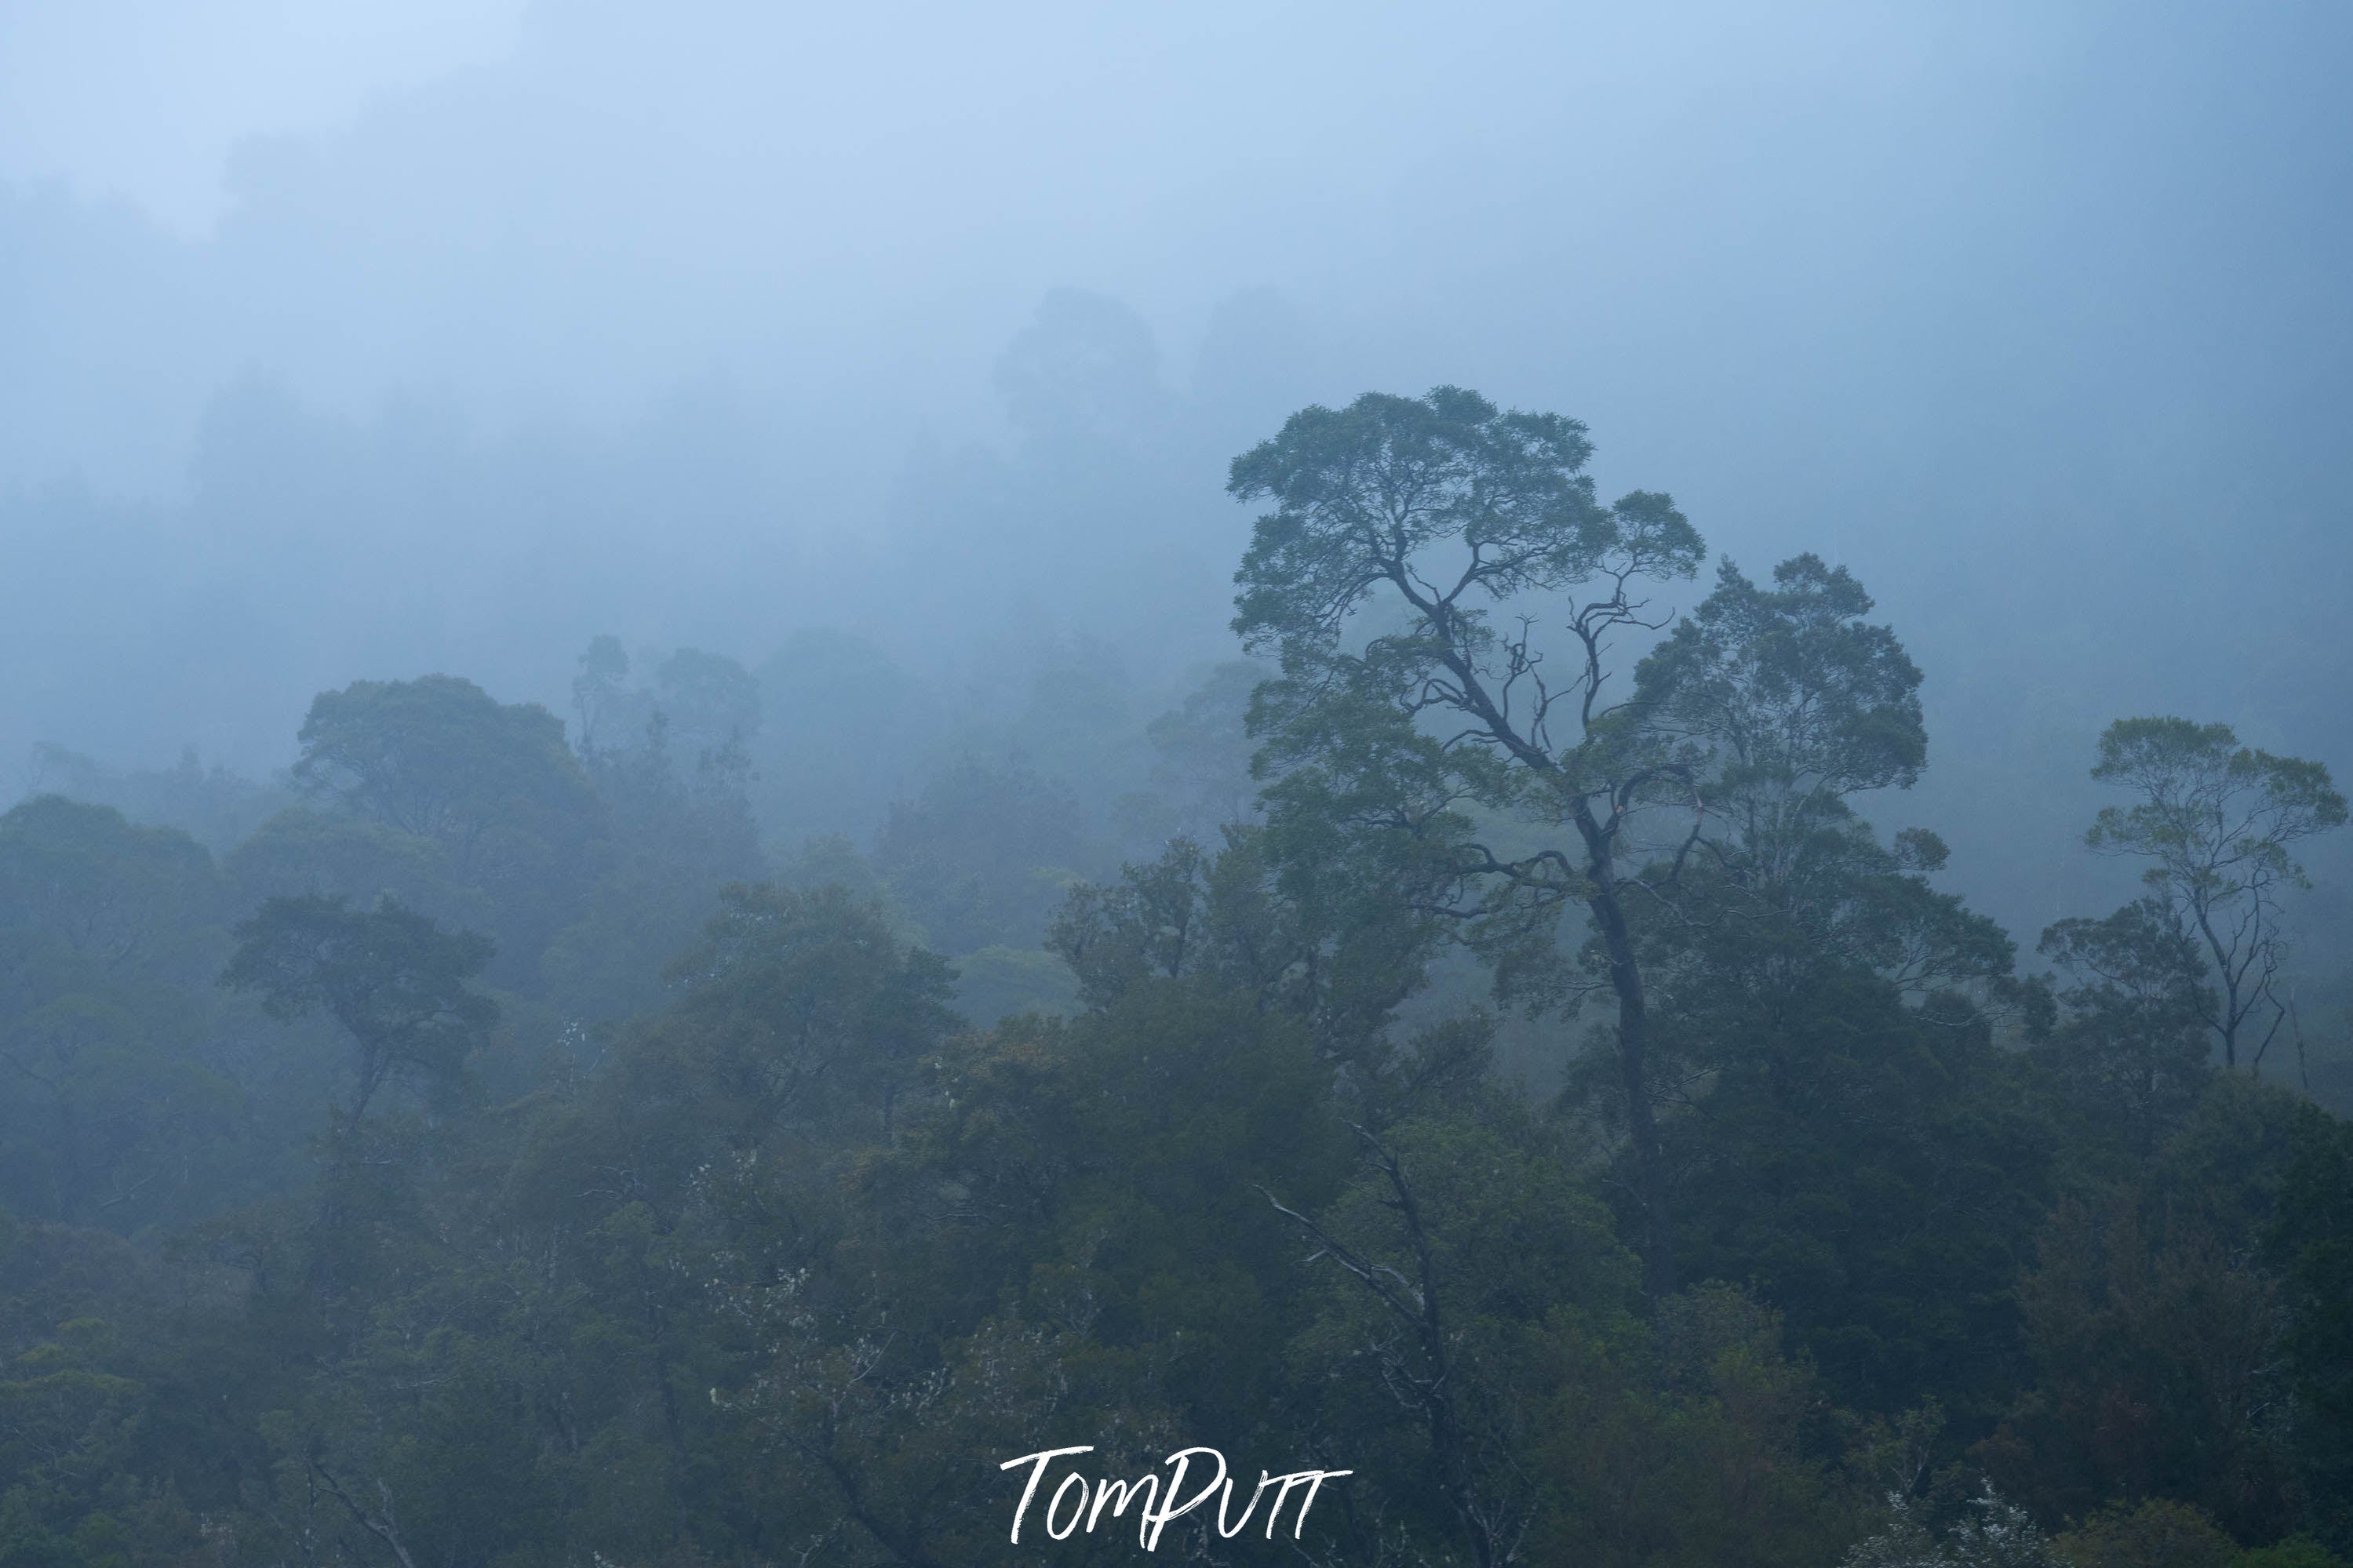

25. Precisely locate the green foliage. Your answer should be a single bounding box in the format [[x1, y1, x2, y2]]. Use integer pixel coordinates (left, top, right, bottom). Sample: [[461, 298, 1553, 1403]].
[[1637, 552, 1927, 809], [2088, 720, 2346, 885], [1272, 1110, 1638, 1563], [1623, 555, 2012, 1021], [579, 881, 962, 1163], [1536, 1285, 1860, 1568], [1230, 385, 1700, 663], [2237, 1540, 2352, 1568], [1226, 384, 1712, 1295], [1226, 384, 1705, 904], [226, 806, 485, 932], [0, 799, 242, 1233], [1981, 1181, 2293, 1539], [950, 944, 1081, 1028], [294, 674, 598, 868], [1570, 553, 2034, 1423], [2054, 1498, 2240, 1568], [1663, 967, 2053, 1423], [220, 894, 496, 1132], [1048, 828, 1448, 1080], [287, 675, 607, 985], [2267, 1107, 2353, 1552], [0, 797, 220, 980], [543, 683, 768, 1026], [1841, 1485, 2065, 1568], [650, 646, 763, 773], [1626, 553, 2012, 999], [2035, 898, 2216, 1177]]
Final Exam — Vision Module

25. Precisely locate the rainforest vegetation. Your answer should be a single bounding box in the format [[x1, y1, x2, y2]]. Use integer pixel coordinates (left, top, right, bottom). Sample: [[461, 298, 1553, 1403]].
[[3, 387, 2348, 1568]]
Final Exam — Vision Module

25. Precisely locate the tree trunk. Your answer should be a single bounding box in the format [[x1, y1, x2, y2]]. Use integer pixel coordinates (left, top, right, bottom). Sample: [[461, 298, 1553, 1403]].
[[1579, 806, 1677, 1299]]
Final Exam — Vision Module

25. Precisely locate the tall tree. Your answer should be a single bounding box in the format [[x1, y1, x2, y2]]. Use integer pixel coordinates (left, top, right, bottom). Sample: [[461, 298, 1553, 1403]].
[[2083, 718, 2346, 1070], [1229, 386, 1703, 1294], [220, 894, 496, 1137]]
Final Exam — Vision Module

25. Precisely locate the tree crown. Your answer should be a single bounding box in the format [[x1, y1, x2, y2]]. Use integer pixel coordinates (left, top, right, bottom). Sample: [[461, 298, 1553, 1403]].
[[2086, 717, 2347, 896], [1230, 387, 1702, 685]]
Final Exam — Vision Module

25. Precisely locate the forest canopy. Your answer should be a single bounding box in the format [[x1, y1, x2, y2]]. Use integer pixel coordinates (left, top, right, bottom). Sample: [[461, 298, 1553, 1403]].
[[2, 389, 2349, 1568]]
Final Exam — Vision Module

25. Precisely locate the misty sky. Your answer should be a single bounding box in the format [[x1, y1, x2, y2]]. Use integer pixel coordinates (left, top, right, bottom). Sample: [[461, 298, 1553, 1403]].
[[5, 0, 2350, 941], [0, 2, 527, 231]]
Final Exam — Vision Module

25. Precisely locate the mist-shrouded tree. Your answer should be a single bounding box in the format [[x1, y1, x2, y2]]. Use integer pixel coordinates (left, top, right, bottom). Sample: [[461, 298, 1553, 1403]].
[[2083, 717, 2347, 1070], [571, 632, 633, 754], [292, 673, 602, 883], [1626, 553, 2013, 1006], [1114, 659, 1267, 845], [1229, 385, 1704, 1294], [1258, 1114, 1636, 1568], [0, 794, 221, 980], [2052, 1499, 2243, 1568], [522, 883, 960, 1215], [650, 881, 960, 1144], [993, 286, 1168, 448], [220, 893, 496, 1137], [2034, 897, 2215, 1172], [656, 646, 761, 773], [577, 642, 762, 787], [268, 675, 608, 994], [876, 757, 1092, 955], [1637, 555, 1925, 813], [548, 639, 769, 1024], [1583, 555, 2051, 1421], [24, 740, 288, 853], [1050, 826, 1455, 1088]]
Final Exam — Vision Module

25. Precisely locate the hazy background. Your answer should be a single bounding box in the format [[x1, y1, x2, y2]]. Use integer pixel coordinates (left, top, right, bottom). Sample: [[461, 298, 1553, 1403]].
[[5, 0, 2348, 954]]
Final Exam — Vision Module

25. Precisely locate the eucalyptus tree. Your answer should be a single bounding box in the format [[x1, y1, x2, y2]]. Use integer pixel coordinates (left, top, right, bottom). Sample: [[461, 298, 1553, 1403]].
[[2083, 717, 2346, 1070], [1228, 385, 1703, 1295]]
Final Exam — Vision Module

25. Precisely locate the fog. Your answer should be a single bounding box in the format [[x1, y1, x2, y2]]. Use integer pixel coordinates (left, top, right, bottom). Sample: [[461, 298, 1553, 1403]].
[[7, 0, 2350, 941], [9, 9, 2353, 1560]]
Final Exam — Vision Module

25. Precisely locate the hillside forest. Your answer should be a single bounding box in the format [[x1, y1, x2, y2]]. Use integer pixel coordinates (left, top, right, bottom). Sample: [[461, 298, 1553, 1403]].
[[4, 388, 2351, 1568]]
